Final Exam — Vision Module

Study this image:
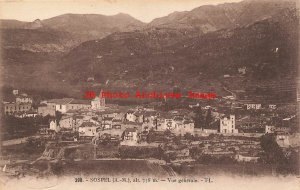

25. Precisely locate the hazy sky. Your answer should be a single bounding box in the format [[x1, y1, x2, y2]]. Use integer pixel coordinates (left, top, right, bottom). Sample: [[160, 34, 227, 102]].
[[0, 0, 242, 23]]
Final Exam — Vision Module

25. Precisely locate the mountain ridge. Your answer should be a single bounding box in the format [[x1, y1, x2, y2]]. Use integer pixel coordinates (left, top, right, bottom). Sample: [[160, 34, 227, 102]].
[[57, 6, 297, 101], [148, 0, 296, 34], [1, 0, 298, 101]]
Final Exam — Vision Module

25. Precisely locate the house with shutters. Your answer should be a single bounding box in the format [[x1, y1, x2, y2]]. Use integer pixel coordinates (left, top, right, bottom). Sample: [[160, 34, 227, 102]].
[[220, 115, 238, 134], [78, 122, 100, 137], [4, 102, 32, 115], [121, 128, 139, 146]]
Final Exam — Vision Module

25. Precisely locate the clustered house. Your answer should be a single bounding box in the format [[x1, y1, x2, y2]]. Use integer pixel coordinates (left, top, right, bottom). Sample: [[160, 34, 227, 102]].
[[2, 82, 297, 168], [3, 90, 34, 117]]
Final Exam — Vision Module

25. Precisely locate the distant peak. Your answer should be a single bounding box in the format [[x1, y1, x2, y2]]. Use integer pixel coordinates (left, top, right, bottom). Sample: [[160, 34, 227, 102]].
[[116, 13, 128, 16], [112, 13, 144, 23], [25, 18, 43, 29], [33, 19, 43, 25], [114, 13, 131, 17]]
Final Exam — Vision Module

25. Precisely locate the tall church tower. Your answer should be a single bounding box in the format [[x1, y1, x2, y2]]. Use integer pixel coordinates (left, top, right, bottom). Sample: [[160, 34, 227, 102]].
[[91, 90, 105, 110], [99, 89, 105, 108]]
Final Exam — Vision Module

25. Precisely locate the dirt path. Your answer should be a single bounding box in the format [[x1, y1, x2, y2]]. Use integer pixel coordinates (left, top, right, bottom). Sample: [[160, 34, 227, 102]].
[[2, 136, 40, 146]]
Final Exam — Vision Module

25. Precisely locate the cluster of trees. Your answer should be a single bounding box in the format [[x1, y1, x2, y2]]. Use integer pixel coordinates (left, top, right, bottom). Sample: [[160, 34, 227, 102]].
[[196, 155, 237, 164], [189, 146, 237, 164], [24, 137, 46, 154], [119, 146, 164, 159], [260, 134, 299, 174], [2, 115, 54, 140], [193, 106, 213, 128]]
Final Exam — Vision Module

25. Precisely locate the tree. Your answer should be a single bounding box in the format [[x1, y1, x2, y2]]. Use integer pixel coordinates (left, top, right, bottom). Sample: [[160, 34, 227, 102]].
[[205, 108, 212, 127], [3, 116, 40, 139], [55, 111, 62, 123], [184, 133, 194, 140], [164, 129, 172, 137], [260, 134, 292, 174], [260, 134, 285, 164], [287, 150, 300, 174], [193, 106, 204, 128]]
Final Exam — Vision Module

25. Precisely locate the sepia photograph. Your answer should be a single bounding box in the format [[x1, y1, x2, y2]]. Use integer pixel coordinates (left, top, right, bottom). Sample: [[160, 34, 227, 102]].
[[0, 0, 299, 189]]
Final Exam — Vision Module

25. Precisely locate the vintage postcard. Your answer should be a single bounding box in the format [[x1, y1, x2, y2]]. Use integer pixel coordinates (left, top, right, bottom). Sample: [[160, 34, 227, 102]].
[[0, 0, 299, 189]]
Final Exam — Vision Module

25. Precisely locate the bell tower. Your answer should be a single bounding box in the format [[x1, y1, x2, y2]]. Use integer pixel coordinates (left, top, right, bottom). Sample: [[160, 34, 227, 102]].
[[99, 89, 105, 108]]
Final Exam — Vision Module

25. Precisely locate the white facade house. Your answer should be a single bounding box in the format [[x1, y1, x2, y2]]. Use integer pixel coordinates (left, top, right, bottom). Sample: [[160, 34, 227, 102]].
[[125, 111, 137, 122], [161, 118, 194, 135], [238, 67, 246, 75], [16, 96, 33, 104], [246, 104, 262, 110], [220, 115, 238, 133], [46, 98, 73, 113], [269, 104, 277, 109], [49, 120, 60, 132]]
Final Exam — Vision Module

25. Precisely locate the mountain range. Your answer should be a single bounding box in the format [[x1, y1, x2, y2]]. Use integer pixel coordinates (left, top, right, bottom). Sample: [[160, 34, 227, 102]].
[[1, 0, 298, 102]]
